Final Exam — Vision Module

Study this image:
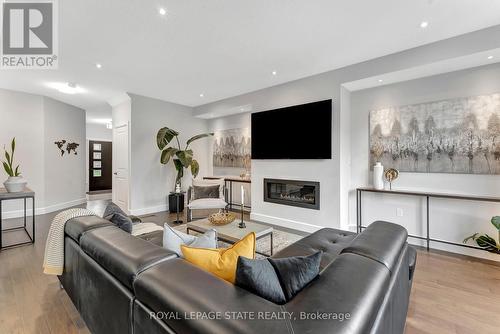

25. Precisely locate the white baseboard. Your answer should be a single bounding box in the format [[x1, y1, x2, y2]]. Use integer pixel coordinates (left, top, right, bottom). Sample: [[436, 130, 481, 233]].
[[86, 192, 112, 201], [129, 204, 168, 216], [250, 212, 322, 233], [1, 197, 87, 219]]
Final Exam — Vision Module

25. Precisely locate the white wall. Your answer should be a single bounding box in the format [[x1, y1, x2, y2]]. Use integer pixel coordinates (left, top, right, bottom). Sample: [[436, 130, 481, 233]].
[[0, 89, 45, 215], [44, 97, 86, 209], [128, 93, 210, 215], [208, 113, 252, 207], [350, 64, 500, 261], [0, 88, 86, 218], [86, 123, 112, 141]]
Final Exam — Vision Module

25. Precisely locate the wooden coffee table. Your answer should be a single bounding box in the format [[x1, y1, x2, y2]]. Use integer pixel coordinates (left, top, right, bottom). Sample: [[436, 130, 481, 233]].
[[186, 219, 274, 257]]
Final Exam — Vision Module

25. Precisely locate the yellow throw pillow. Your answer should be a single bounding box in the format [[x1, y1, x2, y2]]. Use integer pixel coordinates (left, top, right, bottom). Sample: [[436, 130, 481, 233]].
[[181, 232, 256, 283]]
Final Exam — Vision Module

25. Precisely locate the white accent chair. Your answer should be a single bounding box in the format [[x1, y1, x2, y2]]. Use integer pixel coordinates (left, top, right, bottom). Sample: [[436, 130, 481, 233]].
[[187, 178, 228, 222]]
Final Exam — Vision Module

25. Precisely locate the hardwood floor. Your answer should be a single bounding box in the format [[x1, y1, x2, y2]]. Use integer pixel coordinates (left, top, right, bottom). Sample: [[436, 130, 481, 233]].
[[0, 201, 499, 334]]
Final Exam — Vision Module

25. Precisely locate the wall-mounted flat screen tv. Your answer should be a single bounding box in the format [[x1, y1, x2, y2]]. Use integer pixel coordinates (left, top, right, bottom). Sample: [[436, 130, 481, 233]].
[[251, 99, 332, 159]]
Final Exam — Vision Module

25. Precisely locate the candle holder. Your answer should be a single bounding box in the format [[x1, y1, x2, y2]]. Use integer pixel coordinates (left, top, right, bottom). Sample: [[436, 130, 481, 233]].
[[238, 203, 246, 228]]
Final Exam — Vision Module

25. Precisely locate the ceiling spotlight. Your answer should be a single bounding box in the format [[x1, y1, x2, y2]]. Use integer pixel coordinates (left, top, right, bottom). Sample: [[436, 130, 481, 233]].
[[159, 8, 167, 16], [420, 21, 429, 28], [272, 70, 277, 76], [378, 79, 383, 83], [96, 63, 102, 69], [48, 82, 84, 95], [199, 93, 204, 98], [487, 55, 494, 60]]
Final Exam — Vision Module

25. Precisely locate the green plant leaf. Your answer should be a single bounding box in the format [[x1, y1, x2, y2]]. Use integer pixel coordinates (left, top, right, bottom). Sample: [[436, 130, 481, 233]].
[[157, 127, 179, 150], [5, 150, 11, 167], [173, 159, 184, 182], [11, 138, 15, 156], [14, 165, 20, 177], [475, 234, 498, 251], [463, 233, 478, 244], [491, 216, 500, 231], [186, 133, 213, 147], [2, 161, 13, 177], [160, 147, 178, 164], [190, 159, 199, 178], [176, 149, 193, 167]]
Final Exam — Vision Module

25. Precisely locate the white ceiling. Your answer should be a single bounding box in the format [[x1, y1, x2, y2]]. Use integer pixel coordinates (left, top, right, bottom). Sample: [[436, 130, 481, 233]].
[[1, 0, 500, 111]]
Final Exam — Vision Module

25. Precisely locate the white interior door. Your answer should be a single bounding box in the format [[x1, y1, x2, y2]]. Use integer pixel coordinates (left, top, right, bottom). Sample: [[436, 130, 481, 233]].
[[112, 124, 130, 213]]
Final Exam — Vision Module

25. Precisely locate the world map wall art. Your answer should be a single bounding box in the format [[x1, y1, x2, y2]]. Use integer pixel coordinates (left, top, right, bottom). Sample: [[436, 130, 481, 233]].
[[369, 93, 500, 174]]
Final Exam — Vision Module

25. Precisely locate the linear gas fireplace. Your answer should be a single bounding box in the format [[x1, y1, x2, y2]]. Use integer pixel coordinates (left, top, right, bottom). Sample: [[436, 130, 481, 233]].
[[264, 178, 320, 210]]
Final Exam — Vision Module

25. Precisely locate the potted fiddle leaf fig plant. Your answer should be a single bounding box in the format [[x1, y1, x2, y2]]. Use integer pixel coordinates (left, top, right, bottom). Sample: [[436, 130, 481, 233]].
[[463, 216, 500, 254], [2, 137, 27, 192], [157, 127, 213, 191]]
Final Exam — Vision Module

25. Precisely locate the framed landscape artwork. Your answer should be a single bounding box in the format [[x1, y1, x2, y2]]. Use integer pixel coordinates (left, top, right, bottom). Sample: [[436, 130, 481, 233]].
[[369, 93, 500, 174], [213, 127, 251, 169]]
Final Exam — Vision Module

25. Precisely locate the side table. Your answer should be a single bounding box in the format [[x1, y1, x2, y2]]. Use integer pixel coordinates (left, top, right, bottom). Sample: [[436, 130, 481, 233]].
[[0, 187, 35, 250], [169, 192, 185, 225]]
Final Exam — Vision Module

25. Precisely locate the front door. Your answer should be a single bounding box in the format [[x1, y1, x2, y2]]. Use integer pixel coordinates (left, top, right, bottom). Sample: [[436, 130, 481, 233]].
[[89, 140, 112, 191]]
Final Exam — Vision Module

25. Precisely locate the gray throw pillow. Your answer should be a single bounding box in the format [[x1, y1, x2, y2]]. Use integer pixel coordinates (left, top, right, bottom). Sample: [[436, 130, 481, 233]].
[[192, 185, 220, 200], [103, 202, 126, 219], [235, 251, 322, 304], [163, 224, 217, 257], [103, 202, 133, 233]]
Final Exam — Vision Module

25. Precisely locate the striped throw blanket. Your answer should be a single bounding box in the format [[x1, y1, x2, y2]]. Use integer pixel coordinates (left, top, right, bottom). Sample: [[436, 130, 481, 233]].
[[43, 208, 96, 275]]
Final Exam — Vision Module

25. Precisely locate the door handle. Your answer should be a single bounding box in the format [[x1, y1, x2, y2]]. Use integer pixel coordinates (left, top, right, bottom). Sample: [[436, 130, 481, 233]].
[[114, 172, 118, 175]]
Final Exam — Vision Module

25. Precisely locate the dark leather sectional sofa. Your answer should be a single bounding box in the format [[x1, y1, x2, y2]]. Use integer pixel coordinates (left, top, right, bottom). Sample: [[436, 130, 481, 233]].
[[59, 216, 416, 334]]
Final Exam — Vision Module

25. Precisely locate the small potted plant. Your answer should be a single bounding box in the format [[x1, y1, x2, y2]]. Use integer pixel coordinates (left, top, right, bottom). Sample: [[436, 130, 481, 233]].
[[463, 216, 500, 254], [2, 138, 27, 192]]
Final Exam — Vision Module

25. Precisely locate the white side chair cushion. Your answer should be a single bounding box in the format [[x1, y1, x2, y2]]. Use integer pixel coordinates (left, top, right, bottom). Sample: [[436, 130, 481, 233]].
[[192, 178, 224, 199], [187, 198, 227, 210], [162, 224, 217, 257]]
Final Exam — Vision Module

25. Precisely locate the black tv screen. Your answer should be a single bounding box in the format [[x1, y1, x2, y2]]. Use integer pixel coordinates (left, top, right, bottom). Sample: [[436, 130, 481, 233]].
[[251, 100, 332, 159]]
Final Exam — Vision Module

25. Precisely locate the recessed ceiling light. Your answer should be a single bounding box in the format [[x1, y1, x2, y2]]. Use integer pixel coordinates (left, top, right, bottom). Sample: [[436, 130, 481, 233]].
[[378, 79, 383, 83], [199, 93, 204, 98], [420, 21, 429, 28], [47, 82, 85, 95], [96, 63, 102, 69], [487, 55, 494, 60], [159, 8, 167, 16], [272, 70, 277, 76]]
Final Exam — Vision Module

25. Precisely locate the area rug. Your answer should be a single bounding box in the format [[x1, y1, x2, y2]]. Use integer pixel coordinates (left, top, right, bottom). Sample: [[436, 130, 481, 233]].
[[174, 225, 303, 258]]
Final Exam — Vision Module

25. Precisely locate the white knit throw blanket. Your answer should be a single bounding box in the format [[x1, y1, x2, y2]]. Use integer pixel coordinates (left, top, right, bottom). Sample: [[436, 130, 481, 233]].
[[43, 208, 96, 275]]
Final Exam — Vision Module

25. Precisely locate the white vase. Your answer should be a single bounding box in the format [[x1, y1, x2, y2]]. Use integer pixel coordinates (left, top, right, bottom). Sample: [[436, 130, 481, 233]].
[[3, 176, 27, 192], [373, 162, 384, 190]]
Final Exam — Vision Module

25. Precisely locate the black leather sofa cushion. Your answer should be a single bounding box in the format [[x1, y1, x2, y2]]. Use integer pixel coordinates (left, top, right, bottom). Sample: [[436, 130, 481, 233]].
[[65, 216, 114, 243], [273, 228, 355, 271], [408, 246, 417, 281], [133, 258, 289, 334], [285, 253, 391, 334], [80, 226, 177, 289], [341, 221, 407, 274]]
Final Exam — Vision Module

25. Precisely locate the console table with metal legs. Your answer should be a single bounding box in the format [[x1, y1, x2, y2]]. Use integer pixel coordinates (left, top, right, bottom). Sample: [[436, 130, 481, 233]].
[[203, 176, 251, 211], [356, 187, 500, 252], [0, 188, 35, 250]]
